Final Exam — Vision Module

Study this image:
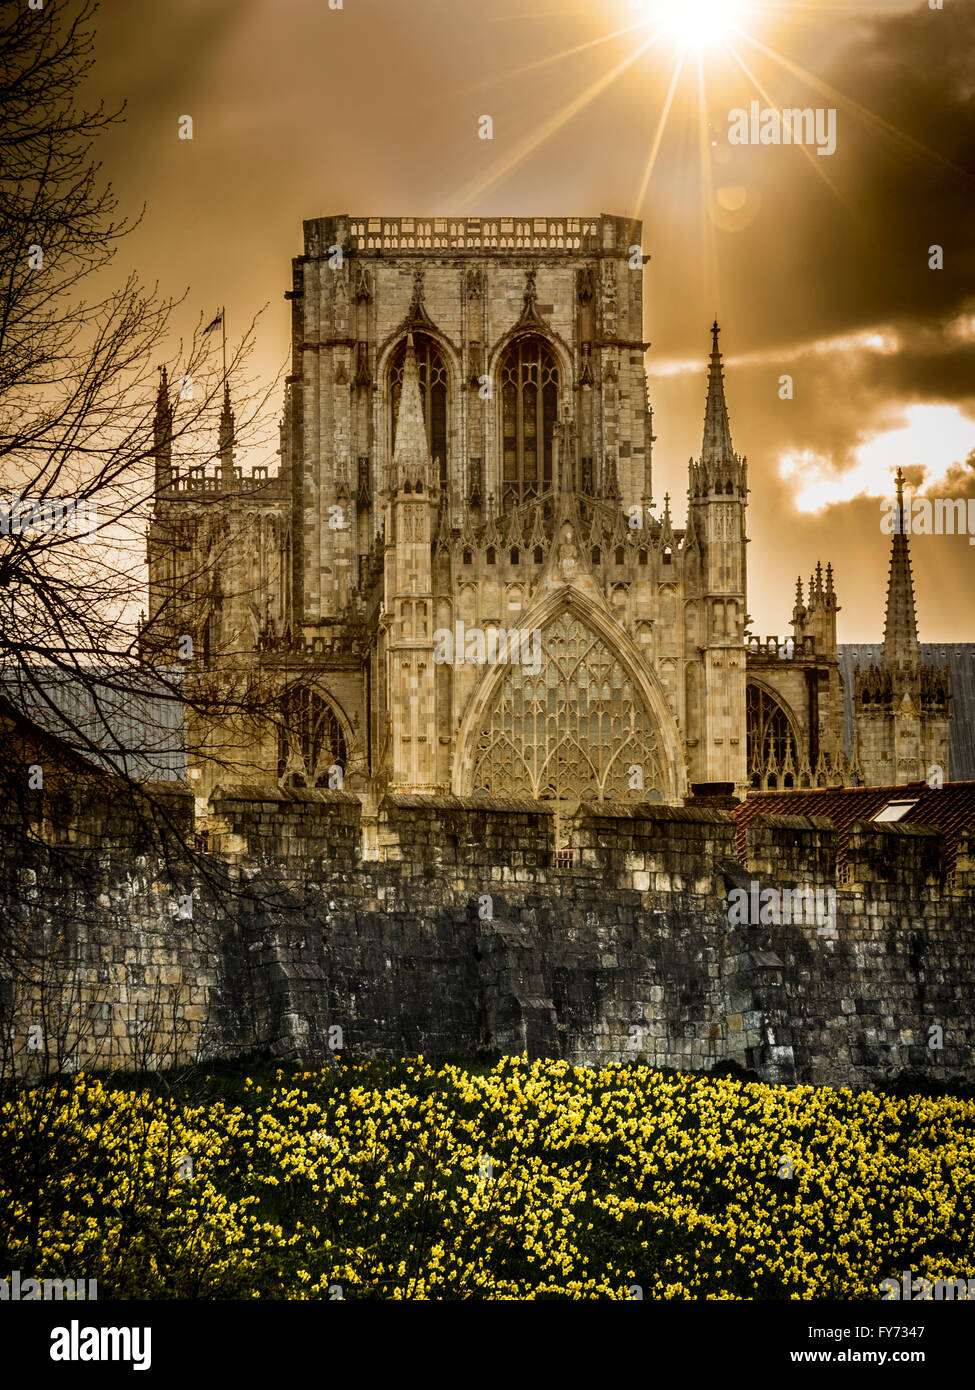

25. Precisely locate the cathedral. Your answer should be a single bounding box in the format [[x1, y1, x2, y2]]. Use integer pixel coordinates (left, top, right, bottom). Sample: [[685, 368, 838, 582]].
[[143, 213, 951, 820]]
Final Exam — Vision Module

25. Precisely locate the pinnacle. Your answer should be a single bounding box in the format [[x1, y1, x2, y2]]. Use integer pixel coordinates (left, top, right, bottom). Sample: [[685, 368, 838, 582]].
[[219, 380, 235, 476], [154, 366, 171, 419], [392, 335, 433, 488], [700, 320, 736, 468], [792, 575, 805, 621], [153, 366, 173, 454], [881, 470, 920, 669]]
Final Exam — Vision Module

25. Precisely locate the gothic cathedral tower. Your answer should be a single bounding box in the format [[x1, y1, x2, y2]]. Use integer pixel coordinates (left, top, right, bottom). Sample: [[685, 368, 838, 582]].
[[147, 215, 763, 808], [281, 215, 696, 803]]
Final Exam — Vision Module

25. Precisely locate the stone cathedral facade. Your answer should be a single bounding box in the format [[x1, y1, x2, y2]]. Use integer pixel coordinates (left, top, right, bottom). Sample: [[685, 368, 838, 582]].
[[144, 213, 950, 818]]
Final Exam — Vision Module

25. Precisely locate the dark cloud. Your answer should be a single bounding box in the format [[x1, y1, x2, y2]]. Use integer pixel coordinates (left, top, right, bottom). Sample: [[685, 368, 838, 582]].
[[774, 0, 975, 333]]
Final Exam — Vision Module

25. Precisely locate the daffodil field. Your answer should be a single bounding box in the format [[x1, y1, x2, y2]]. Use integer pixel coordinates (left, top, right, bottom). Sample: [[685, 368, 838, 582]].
[[2, 1058, 974, 1300]]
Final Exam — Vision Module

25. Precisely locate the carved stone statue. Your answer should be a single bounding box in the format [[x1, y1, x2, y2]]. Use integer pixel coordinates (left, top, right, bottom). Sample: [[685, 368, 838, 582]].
[[558, 525, 578, 582]]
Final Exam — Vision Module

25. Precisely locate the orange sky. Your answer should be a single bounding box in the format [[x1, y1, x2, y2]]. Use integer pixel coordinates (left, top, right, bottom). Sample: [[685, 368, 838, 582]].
[[85, 0, 975, 640]]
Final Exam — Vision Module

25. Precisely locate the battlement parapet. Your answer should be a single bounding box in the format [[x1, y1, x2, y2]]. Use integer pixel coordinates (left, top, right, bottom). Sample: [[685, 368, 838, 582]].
[[207, 783, 360, 863], [303, 214, 639, 258], [15, 782, 975, 896], [158, 469, 283, 499], [745, 635, 821, 662], [745, 814, 838, 882]]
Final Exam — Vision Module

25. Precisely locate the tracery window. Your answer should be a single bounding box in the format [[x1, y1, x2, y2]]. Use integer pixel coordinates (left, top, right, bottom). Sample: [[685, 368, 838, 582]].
[[747, 683, 799, 786], [389, 335, 448, 491], [277, 688, 348, 788], [469, 611, 662, 804], [500, 336, 559, 507]]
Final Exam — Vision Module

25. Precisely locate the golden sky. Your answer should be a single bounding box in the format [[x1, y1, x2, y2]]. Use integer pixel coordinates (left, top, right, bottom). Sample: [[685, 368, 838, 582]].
[[88, 0, 975, 640]]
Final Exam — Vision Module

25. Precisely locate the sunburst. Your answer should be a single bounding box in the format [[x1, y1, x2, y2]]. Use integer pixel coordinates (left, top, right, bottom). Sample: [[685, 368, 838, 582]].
[[644, 0, 746, 54], [451, 0, 971, 309]]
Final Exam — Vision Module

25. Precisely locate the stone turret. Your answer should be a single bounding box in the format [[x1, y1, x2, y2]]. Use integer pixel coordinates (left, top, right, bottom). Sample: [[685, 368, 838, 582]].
[[686, 322, 748, 787], [384, 334, 440, 791]]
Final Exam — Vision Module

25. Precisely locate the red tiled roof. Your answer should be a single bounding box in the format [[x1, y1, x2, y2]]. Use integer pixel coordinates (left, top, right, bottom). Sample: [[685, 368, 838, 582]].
[[732, 780, 975, 872]]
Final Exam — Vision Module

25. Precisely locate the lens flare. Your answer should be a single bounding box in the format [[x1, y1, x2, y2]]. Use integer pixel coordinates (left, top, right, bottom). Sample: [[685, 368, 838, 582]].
[[650, 0, 745, 53]]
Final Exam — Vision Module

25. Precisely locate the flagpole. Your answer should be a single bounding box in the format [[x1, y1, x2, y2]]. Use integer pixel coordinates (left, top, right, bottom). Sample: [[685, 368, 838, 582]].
[[221, 305, 227, 382]]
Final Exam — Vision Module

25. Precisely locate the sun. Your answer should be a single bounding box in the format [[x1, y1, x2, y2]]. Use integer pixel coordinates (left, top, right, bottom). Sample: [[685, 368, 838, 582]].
[[649, 0, 745, 53]]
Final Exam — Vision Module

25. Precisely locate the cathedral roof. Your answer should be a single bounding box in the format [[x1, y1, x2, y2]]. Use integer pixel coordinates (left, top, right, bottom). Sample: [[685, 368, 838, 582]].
[[0, 667, 187, 781]]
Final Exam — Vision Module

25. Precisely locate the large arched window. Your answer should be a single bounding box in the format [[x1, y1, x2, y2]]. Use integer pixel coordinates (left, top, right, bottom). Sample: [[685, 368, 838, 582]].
[[747, 683, 799, 787], [469, 610, 662, 804], [389, 335, 448, 491], [277, 687, 348, 788], [500, 336, 559, 508]]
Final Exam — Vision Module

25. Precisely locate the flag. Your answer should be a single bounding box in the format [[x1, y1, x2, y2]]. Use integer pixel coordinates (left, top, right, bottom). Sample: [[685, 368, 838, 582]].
[[203, 310, 223, 334]]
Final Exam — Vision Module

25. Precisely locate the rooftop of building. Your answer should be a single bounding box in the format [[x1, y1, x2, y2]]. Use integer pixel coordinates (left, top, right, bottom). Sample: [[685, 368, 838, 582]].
[[0, 668, 187, 781], [734, 778, 975, 876]]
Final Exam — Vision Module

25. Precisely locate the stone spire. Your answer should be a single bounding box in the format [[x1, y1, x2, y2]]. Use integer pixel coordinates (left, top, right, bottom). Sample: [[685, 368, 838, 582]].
[[701, 320, 735, 465], [688, 321, 745, 503], [153, 366, 173, 492], [391, 333, 432, 493], [853, 468, 949, 785], [882, 468, 920, 669], [218, 382, 235, 486], [660, 491, 674, 549], [792, 575, 806, 626]]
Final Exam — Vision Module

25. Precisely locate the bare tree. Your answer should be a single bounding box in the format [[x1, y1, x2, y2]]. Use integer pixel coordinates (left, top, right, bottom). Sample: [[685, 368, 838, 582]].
[[0, 0, 291, 1087], [0, 0, 286, 806]]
